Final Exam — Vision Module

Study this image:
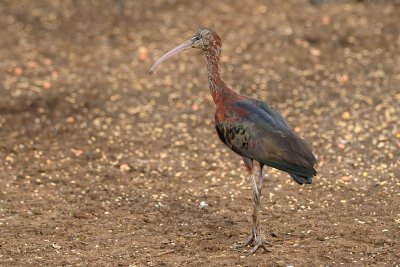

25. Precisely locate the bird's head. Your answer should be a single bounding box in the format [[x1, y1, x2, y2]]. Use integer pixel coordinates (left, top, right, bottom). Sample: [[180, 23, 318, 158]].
[[191, 28, 222, 51], [150, 28, 221, 74]]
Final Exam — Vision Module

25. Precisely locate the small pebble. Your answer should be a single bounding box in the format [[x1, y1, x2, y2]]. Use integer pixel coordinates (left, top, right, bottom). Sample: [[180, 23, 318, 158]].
[[192, 103, 200, 111], [200, 201, 208, 208], [340, 176, 350, 183], [310, 48, 321, 57], [139, 47, 148, 61], [43, 81, 52, 89], [52, 243, 61, 249], [342, 112, 351, 120], [14, 67, 23, 75], [120, 163, 132, 172], [66, 116, 75, 124], [321, 16, 331, 25]]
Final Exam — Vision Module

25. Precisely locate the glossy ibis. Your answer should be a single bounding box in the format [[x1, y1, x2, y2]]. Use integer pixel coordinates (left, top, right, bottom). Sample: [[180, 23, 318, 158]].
[[150, 28, 317, 255]]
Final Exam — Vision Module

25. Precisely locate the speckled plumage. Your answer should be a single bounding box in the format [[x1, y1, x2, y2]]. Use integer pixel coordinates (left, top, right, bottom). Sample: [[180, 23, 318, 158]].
[[215, 97, 317, 183]]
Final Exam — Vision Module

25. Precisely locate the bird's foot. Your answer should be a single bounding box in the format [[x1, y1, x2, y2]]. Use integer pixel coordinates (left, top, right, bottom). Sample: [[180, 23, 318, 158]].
[[233, 231, 271, 255], [233, 233, 254, 249], [243, 239, 270, 256]]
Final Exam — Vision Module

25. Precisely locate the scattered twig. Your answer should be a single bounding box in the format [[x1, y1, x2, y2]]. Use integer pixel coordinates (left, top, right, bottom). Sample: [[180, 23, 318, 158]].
[[155, 249, 175, 257]]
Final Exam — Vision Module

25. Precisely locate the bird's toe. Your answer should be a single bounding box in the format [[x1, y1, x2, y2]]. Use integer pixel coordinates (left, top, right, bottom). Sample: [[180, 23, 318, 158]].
[[233, 233, 254, 249], [243, 240, 270, 256]]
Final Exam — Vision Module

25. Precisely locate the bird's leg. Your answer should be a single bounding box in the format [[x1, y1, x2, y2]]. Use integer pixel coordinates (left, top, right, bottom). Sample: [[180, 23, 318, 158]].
[[245, 164, 270, 255], [236, 163, 270, 255], [257, 163, 264, 195], [246, 163, 270, 255], [233, 157, 255, 248]]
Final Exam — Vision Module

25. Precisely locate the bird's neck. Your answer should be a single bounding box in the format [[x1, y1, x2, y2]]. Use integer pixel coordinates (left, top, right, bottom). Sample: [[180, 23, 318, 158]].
[[205, 48, 226, 101]]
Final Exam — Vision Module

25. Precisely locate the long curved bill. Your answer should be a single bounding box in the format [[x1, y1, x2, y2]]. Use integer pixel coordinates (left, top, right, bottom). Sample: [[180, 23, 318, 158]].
[[149, 37, 195, 74]]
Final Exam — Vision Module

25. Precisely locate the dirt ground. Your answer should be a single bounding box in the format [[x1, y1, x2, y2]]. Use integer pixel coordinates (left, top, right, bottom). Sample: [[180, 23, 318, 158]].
[[0, 0, 399, 266]]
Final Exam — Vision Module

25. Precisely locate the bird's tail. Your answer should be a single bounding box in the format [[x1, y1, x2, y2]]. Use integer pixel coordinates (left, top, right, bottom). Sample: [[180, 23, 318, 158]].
[[289, 173, 313, 185]]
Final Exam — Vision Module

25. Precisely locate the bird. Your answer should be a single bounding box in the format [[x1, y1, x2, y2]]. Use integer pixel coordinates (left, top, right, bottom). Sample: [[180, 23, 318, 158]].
[[149, 28, 317, 255]]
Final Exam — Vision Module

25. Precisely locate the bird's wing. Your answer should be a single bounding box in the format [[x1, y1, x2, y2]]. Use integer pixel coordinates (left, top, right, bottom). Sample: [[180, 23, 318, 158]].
[[216, 99, 317, 177]]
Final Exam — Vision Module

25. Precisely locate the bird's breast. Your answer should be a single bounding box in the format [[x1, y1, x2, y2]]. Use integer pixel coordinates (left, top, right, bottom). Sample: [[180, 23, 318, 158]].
[[215, 107, 225, 123], [216, 103, 250, 124]]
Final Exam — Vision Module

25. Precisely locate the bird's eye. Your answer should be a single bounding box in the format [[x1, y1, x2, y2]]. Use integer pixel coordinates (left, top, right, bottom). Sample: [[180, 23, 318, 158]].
[[195, 36, 200, 40]]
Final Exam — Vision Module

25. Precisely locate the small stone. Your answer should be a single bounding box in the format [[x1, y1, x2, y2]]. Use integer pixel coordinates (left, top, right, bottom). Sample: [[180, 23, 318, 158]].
[[200, 201, 208, 209], [342, 111, 351, 120], [310, 48, 321, 57], [321, 16, 331, 25], [341, 73, 349, 82], [43, 81, 52, 89], [66, 116, 75, 124], [340, 176, 350, 183], [14, 67, 23, 75], [139, 47, 148, 61], [71, 149, 84, 157], [51, 71, 59, 80], [52, 243, 61, 249], [120, 163, 132, 172], [192, 103, 200, 111]]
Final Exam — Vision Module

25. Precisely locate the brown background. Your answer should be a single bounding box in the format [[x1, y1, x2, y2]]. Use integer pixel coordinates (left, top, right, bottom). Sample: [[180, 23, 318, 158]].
[[0, 0, 399, 266]]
